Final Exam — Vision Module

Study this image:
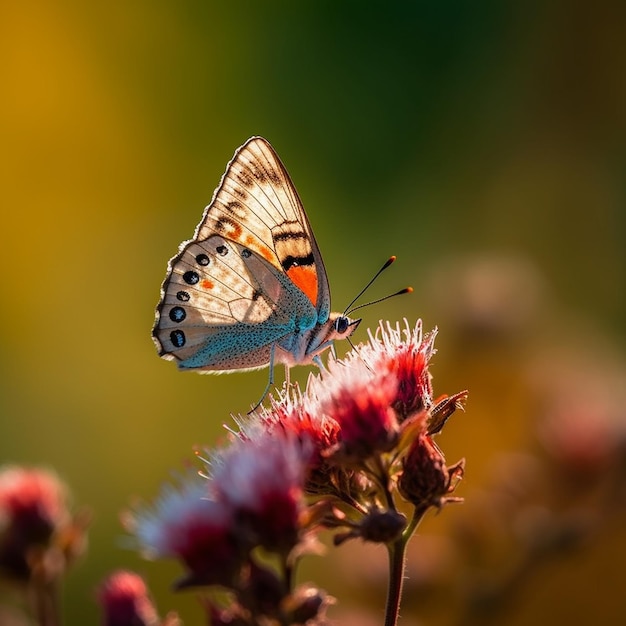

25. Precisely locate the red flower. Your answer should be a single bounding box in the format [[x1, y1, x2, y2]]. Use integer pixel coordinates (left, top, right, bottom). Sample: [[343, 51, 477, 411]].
[[210, 432, 309, 554], [129, 475, 240, 589], [361, 319, 437, 420], [0, 466, 70, 580], [314, 355, 400, 461], [98, 570, 161, 626], [259, 386, 341, 471]]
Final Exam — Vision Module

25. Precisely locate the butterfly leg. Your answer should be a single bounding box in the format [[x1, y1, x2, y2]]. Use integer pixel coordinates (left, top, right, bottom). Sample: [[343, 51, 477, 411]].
[[312, 354, 329, 373], [248, 344, 276, 414]]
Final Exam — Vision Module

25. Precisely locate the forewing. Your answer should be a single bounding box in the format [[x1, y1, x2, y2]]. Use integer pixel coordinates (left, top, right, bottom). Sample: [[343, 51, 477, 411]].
[[194, 137, 331, 320]]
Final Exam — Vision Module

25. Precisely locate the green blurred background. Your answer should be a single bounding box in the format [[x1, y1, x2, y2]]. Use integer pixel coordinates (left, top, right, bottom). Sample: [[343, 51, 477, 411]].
[[1, 1, 625, 624]]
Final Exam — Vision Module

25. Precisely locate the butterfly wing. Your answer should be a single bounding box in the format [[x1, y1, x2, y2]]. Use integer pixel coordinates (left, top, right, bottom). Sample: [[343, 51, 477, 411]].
[[153, 137, 330, 371], [196, 137, 331, 322], [153, 235, 318, 371]]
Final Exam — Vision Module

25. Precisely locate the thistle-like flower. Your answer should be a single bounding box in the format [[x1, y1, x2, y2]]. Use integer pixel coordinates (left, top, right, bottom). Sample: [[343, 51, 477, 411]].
[[0, 466, 89, 626], [128, 474, 240, 589], [209, 431, 310, 555], [128, 319, 467, 626], [98, 570, 179, 626]]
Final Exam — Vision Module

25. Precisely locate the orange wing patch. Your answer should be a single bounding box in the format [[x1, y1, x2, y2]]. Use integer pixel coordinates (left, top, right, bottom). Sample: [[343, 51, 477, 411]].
[[201, 279, 214, 290], [287, 265, 318, 307], [257, 245, 275, 263]]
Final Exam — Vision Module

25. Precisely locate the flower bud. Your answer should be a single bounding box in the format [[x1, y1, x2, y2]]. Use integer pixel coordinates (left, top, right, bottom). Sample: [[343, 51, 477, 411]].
[[398, 435, 464, 509]]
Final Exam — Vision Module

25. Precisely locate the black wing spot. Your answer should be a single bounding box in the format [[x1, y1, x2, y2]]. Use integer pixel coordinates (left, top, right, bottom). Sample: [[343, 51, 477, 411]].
[[241, 248, 252, 258], [183, 271, 199, 285], [176, 291, 190, 302], [282, 253, 315, 271], [169, 306, 186, 323], [170, 329, 186, 348], [195, 253, 210, 266], [216, 245, 228, 256]]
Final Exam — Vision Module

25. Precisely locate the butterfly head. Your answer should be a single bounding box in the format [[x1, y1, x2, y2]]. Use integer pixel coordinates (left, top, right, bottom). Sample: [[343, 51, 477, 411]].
[[330, 313, 361, 341]]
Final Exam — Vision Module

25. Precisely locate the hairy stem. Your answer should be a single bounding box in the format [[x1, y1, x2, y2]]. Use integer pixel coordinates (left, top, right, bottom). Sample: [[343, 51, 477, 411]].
[[384, 504, 429, 626]]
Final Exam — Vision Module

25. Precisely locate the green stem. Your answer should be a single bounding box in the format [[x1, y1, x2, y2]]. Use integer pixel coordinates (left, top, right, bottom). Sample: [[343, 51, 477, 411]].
[[369, 454, 396, 511], [403, 504, 428, 541]]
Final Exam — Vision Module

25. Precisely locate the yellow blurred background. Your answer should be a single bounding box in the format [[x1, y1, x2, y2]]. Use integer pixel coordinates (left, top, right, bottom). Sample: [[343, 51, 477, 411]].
[[1, 1, 625, 624]]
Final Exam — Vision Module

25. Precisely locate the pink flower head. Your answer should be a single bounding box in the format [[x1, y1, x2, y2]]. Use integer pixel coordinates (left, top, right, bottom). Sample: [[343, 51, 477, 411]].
[[314, 354, 399, 461], [361, 319, 437, 421], [97, 570, 159, 626], [260, 385, 341, 471], [0, 466, 70, 580], [210, 431, 309, 554], [129, 475, 239, 589]]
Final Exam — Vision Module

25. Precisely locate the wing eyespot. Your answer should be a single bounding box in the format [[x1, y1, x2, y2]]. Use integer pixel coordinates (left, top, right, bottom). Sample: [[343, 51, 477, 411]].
[[170, 329, 186, 348], [195, 253, 210, 266], [169, 306, 186, 322], [241, 248, 252, 258], [176, 291, 190, 302], [216, 245, 228, 256], [183, 271, 200, 285]]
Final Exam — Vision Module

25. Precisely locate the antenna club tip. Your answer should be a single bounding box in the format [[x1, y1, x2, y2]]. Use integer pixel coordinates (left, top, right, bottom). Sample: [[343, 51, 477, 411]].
[[382, 255, 397, 270], [406, 286, 414, 293]]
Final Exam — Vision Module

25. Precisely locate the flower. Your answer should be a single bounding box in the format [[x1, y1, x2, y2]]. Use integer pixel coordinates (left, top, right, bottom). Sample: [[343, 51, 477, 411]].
[[314, 354, 400, 461], [360, 319, 437, 421], [210, 431, 310, 554], [256, 385, 340, 470], [128, 474, 240, 589], [0, 466, 79, 581], [252, 387, 343, 497], [97, 570, 161, 626], [398, 435, 465, 509]]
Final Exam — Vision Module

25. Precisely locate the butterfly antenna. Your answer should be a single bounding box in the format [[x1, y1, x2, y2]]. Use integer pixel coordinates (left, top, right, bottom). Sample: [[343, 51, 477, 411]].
[[344, 256, 412, 316], [346, 286, 413, 316], [343, 256, 399, 314]]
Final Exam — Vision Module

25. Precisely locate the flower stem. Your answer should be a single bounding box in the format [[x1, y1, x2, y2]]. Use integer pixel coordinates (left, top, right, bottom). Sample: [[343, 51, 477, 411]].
[[384, 538, 406, 626], [384, 504, 429, 626], [30, 578, 60, 626]]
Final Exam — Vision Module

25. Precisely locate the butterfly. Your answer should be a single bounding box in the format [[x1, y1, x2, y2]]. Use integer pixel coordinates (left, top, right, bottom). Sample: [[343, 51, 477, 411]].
[[152, 136, 361, 397]]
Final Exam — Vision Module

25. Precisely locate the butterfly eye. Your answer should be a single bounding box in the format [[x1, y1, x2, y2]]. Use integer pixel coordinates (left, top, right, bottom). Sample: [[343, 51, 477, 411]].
[[334, 316, 350, 334]]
